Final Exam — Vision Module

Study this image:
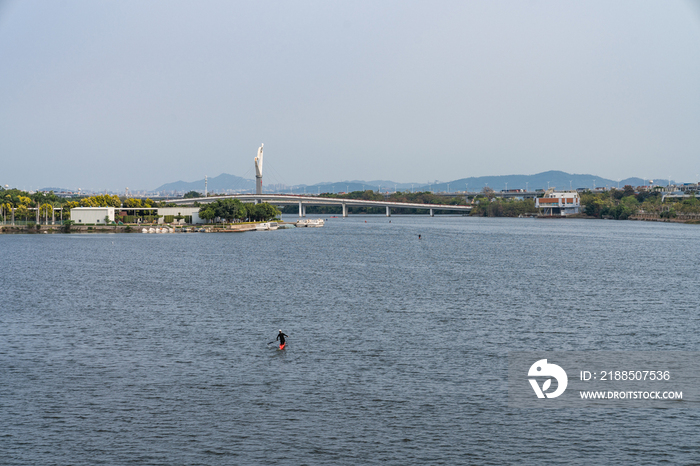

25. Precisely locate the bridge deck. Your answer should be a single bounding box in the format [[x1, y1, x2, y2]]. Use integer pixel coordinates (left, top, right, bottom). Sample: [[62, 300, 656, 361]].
[[165, 194, 472, 212]]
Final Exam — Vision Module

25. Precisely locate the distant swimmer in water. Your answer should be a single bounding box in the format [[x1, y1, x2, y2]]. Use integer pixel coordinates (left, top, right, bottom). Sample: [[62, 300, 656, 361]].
[[418, 234, 422, 239], [276, 329, 288, 349]]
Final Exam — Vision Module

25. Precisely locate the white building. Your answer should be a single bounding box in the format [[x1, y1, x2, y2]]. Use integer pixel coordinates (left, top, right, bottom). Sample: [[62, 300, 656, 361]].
[[535, 191, 580, 216], [70, 207, 116, 224], [71, 206, 206, 225]]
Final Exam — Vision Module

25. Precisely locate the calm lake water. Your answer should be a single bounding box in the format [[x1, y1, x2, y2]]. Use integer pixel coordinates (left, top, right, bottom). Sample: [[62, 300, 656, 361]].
[[1, 215, 699, 465]]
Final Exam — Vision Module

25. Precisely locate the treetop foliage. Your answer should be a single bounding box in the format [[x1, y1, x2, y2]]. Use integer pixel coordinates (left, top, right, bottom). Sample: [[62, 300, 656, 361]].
[[198, 199, 280, 223], [319, 190, 467, 206]]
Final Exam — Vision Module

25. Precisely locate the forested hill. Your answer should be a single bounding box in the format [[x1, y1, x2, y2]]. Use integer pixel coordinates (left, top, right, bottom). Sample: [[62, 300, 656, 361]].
[[153, 173, 255, 193]]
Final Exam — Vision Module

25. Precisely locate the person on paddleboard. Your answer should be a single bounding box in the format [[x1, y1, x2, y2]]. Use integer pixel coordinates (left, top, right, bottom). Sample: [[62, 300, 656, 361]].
[[276, 330, 288, 349]]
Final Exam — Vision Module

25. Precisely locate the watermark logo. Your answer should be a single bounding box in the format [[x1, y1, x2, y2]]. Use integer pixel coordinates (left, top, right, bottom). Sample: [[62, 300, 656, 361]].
[[510, 352, 698, 408], [528, 359, 568, 399]]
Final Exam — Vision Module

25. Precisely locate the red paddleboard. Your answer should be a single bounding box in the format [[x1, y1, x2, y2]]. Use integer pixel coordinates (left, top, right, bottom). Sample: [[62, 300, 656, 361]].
[[279, 343, 286, 350]]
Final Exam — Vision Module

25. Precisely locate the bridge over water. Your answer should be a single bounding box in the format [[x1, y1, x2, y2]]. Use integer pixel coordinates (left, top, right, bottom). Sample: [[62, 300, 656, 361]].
[[165, 194, 472, 217]]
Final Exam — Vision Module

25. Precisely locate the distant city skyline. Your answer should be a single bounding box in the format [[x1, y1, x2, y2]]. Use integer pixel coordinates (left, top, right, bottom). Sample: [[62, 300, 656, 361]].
[[1, 1, 699, 191]]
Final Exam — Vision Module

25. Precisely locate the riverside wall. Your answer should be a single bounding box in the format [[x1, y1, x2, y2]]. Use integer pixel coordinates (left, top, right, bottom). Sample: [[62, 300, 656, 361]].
[[0, 223, 280, 234]]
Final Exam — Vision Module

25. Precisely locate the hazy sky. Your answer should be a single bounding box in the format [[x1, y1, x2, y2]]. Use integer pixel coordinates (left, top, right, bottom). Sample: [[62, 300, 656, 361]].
[[1, 0, 699, 191]]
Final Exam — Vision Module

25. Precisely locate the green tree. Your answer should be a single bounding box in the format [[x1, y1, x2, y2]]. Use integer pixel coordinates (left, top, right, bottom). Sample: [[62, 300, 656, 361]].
[[214, 199, 238, 222], [14, 204, 29, 221], [124, 198, 142, 208], [184, 191, 202, 199], [606, 204, 633, 220], [620, 196, 639, 209], [678, 197, 700, 214], [247, 202, 280, 221], [198, 199, 252, 223], [225, 199, 248, 222], [198, 206, 216, 222], [31, 191, 59, 206], [584, 197, 611, 218], [1, 202, 12, 222], [39, 203, 54, 223]]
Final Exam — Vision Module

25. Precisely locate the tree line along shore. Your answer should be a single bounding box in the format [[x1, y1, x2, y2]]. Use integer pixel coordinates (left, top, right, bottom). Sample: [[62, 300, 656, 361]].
[[1, 186, 698, 233], [279, 187, 699, 222], [0, 189, 281, 228]]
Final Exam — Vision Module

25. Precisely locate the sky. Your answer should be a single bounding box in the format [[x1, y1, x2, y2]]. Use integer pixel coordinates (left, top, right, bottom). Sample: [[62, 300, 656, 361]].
[[1, 0, 699, 192]]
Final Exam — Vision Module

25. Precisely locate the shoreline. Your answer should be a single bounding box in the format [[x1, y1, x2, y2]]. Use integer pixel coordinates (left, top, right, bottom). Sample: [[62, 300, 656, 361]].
[[0, 222, 282, 234], [1, 214, 698, 235]]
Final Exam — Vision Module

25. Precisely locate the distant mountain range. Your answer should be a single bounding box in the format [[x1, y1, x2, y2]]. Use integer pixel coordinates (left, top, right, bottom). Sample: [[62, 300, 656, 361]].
[[151, 170, 668, 195], [153, 173, 255, 194], [416, 171, 651, 193]]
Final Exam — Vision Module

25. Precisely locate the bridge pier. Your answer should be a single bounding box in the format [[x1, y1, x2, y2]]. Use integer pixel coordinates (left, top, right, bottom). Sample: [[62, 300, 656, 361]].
[[298, 201, 302, 217], [255, 199, 260, 205], [342, 203, 347, 217], [386, 206, 391, 217], [430, 208, 434, 217]]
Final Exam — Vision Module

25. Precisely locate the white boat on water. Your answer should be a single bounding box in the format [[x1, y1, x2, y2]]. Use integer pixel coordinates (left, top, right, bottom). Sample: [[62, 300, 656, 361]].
[[295, 219, 324, 228], [256, 222, 279, 231]]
